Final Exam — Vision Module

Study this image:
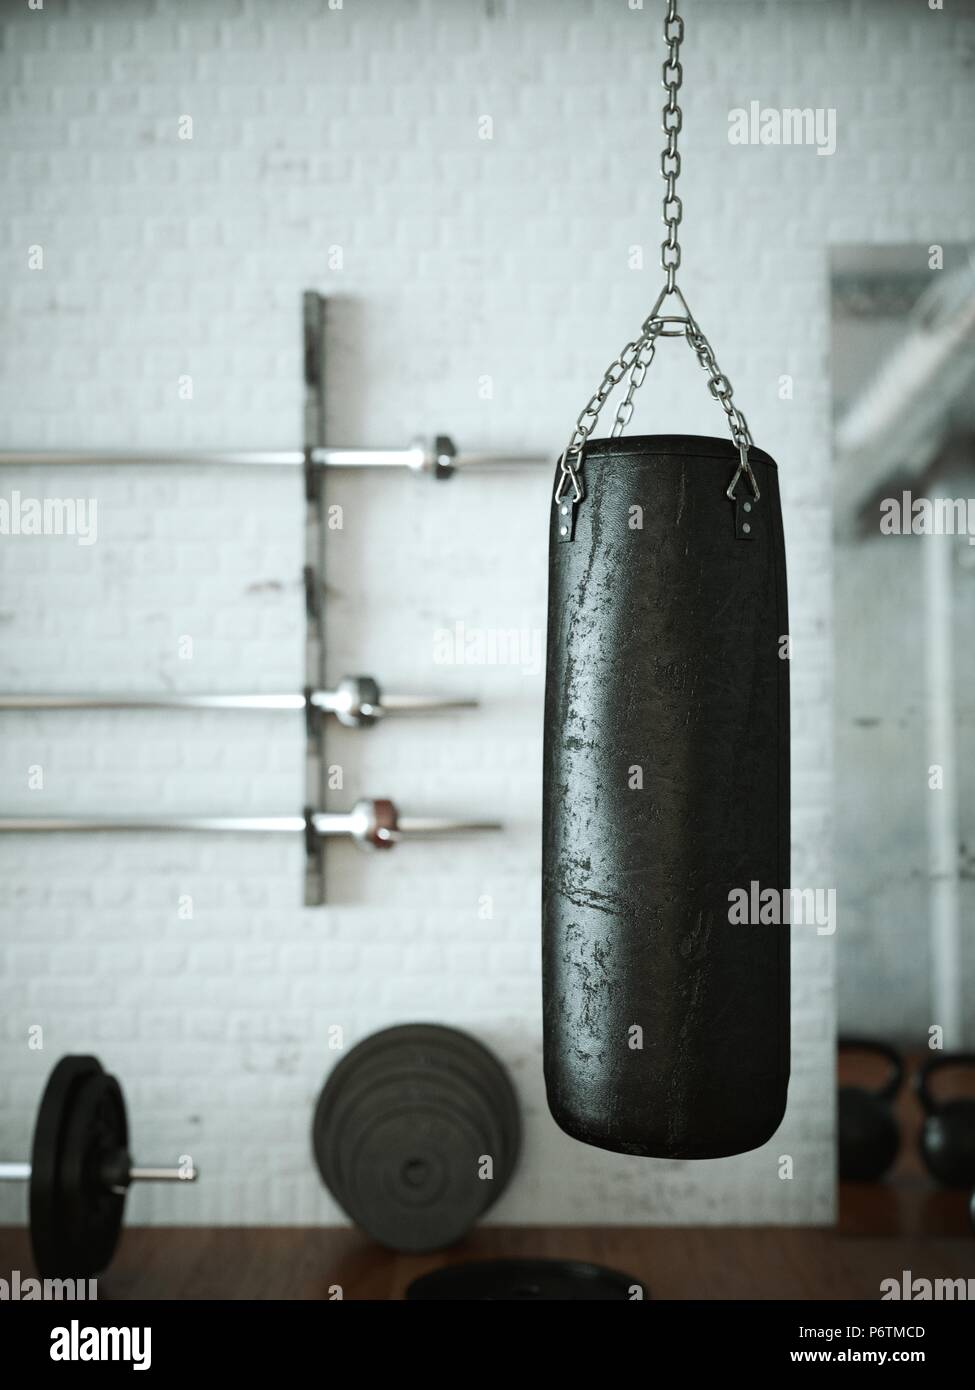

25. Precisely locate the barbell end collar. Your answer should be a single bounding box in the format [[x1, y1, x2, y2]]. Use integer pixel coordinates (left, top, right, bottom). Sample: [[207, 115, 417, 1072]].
[[312, 675, 479, 726], [431, 434, 456, 479]]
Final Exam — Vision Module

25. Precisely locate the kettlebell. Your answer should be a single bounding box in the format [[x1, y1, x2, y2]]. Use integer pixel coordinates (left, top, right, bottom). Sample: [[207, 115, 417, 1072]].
[[916, 1053, 975, 1189], [837, 1037, 904, 1182]]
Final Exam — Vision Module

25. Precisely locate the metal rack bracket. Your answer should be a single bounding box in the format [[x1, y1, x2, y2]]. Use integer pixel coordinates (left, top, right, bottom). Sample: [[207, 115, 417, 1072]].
[[303, 290, 328, 903]]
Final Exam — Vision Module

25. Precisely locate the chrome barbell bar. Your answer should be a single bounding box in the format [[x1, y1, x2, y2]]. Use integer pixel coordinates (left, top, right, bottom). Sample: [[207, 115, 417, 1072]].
[[0, 675, 478, 728], [0, 1160, 197, 1187], [0, 798, 502, 851], [0, 436, 547, 478]]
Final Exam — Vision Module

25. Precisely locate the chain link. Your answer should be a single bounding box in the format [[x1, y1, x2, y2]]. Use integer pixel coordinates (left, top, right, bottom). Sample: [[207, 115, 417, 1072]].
[[611, 333, 659, 437], [556, 0, 759, 515], [684, 319, 759, 497], [555, 333, 655, 504], [686, 323, 752, 451]]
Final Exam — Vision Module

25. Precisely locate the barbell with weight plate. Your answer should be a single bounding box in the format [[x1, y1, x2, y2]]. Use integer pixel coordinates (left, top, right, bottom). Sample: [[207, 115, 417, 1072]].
[[0, 1055, 197, 1278], [312, 1024, 520, 1253]]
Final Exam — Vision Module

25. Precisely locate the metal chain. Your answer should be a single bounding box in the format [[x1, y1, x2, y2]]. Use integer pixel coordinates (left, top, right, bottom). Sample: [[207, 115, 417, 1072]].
[[555, 330, 657, 505], [611, 331, 659, 437], [686, 324, 751, 450], [556, 0, 759, 516], [660, 0, 684, 294], [684, 318, 758, 496]]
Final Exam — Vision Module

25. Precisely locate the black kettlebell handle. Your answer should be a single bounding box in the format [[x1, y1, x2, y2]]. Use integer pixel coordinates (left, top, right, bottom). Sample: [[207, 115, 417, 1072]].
[[838, 1037, 904, 1103], [916, 1052, 975, 1116]]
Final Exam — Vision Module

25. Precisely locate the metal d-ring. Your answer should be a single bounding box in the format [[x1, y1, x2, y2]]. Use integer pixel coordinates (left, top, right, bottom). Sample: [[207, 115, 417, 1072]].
[[642, 282, 694, 336], [554, 447, 584, 507], [726, 441, 761, 502], [643, 315, 690, 338]]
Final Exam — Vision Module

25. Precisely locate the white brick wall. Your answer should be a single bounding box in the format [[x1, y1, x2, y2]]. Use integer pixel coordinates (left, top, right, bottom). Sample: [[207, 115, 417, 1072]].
[[0, 0, 972, 1231]]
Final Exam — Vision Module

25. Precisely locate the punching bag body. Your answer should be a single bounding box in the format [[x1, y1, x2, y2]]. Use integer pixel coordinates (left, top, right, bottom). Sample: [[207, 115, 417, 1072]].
[[542, 434, 789, 1158]]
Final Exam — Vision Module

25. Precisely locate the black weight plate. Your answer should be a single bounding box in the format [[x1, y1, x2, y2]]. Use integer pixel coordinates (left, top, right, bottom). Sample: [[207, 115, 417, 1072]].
[[328, 1078, 505, 1249], [406, 1258, 646, 1301], [316, 1024, 517, 1138], [343, 1104, 490, 1251], [384, 1025, 521, 1160], [58, 1070, 128, 1276], [313, 1026, 505, 1195], [421, 1025, 521, 1159], [314, 1026, 519, 1210], [401, 1028, 521, 1191], [330, 1063, 507, 1188], [315, 1027, 508, 1170], [29, 1055, 104, 1279], [315, 1023, 520, 1195], [312, 1025, 521, 1251]]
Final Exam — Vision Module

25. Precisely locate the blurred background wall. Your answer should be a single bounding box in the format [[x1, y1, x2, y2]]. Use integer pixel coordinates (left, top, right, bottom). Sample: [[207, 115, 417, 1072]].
[[0, 0, 972, 1227]]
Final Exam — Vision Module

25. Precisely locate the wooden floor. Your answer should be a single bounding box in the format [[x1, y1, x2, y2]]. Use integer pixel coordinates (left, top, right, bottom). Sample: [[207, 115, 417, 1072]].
[[1, 1219, 973, 1299]]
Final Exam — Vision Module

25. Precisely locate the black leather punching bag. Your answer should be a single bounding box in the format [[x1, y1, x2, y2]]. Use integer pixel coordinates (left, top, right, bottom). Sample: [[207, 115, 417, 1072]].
[[542, 433, 789, 1158]]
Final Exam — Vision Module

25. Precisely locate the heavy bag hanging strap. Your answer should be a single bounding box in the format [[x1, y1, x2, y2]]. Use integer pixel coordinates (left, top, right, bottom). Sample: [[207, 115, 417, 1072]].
[[555, 0, 760, 544]]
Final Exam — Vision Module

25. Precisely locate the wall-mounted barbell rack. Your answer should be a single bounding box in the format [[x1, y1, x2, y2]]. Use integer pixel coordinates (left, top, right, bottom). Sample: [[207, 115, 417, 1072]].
[[0, 291, 546, 901]]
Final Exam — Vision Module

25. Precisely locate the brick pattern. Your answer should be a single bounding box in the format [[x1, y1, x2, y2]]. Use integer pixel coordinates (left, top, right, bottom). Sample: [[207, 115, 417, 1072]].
[[0, 0, 972, 1229]]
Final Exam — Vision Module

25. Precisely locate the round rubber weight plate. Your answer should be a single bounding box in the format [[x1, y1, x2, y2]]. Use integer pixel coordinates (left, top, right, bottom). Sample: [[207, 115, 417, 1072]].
[[332, 1065, 503, 1188], [316, 1026, 514, 1168], [391, 1025, 520, 1140], [344, 1104, 490, 1252], [406, 1259, 646, 1301], [57, 1070, 128, 1277], [405, 1028, 521, 1194], [313, 1025, 521, 1250], [29, 1055, 105, 1278], [313, 1025, 518, 1194]]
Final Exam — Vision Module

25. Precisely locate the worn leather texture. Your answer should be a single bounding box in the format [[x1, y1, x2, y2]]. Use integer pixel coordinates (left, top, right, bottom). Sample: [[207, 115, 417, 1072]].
[[543, 434, 790, 1159]]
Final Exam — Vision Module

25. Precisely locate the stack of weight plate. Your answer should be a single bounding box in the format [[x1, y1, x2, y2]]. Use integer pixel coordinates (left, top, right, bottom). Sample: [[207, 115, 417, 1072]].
[[312, 1024, 520, 1252]]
